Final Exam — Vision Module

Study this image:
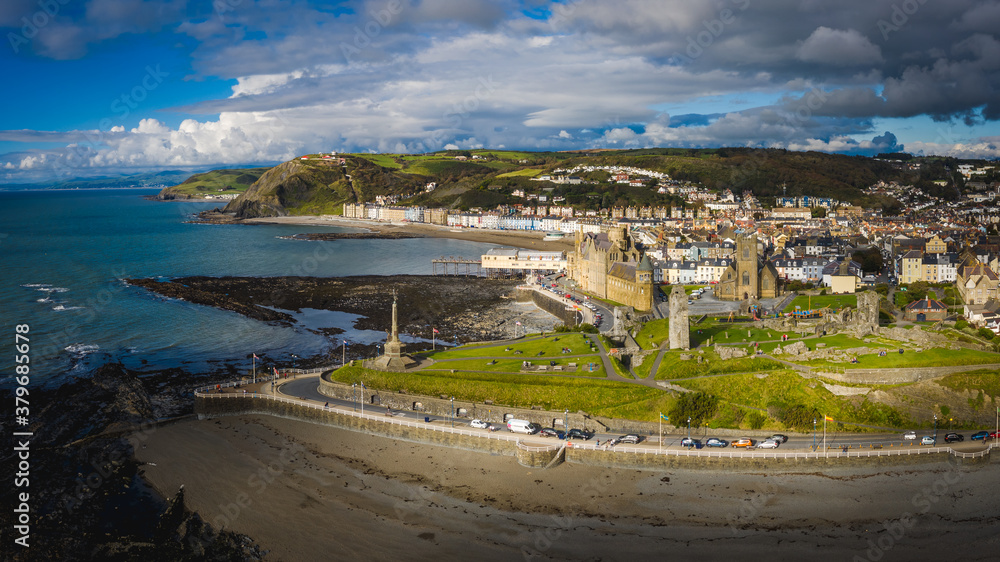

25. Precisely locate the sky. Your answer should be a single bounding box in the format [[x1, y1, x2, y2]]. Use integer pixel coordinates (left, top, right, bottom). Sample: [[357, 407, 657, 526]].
[[2, 0, 1000, 183]]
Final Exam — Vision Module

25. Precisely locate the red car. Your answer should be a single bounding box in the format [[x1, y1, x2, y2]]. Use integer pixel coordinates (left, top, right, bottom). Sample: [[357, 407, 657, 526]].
[[990, 431, 1000, 439]]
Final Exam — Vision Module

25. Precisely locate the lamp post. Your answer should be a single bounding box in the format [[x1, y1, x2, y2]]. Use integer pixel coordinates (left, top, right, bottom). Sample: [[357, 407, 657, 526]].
[[687, 417, 691, 440], [813, 418, 817, 452], [564, 409, 569, 433], [451, 397, 455, 428], [934, 414, 938, 441], [352, 383, 357, 411]]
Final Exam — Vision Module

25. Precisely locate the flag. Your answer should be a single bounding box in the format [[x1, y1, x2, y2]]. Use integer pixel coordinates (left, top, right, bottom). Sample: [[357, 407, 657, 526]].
[[252, 353, 258, 359], [516, 321, 522, 326], [825, 416, 833, 421], [273, 367, 279, 377], [433, 328, 439, 334], [361, 381, 366, 390], [660, 413, 669, 421], [343, 340, 348, 345]]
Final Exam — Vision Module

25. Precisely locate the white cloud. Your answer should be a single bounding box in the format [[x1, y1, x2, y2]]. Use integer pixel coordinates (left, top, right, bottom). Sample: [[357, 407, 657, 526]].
[[795, 27, 883, 67]]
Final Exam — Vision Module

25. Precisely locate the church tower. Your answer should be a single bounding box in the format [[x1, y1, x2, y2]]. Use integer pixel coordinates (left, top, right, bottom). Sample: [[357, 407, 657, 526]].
[[736, 234, 759, 301]]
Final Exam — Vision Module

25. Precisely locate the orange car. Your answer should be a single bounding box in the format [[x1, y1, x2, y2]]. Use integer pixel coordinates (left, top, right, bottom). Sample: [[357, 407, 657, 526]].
[[731, 438, 755, 448]]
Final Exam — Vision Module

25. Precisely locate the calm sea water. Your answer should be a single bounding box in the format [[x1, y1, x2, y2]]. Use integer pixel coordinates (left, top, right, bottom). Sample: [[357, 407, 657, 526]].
[[0, 189, 499, 386]]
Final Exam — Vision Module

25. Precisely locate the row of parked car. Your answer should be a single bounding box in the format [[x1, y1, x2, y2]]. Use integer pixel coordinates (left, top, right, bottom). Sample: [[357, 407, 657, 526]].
[[681, 434, 788, 449], [903, 430, 1000, 445]]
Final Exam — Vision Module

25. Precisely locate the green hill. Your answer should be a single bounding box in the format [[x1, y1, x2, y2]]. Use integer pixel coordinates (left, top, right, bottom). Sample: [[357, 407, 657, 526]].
[[156, 167, 270, 200], [198, 147, 958, 218]]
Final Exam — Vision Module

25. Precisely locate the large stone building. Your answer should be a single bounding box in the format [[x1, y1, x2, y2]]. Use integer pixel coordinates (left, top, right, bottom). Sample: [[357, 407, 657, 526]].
[[715, 234, 781, 301], [570, 226, 655, 311]]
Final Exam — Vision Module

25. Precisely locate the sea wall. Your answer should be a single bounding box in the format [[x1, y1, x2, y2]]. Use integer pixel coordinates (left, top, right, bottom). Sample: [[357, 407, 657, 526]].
[[195, 394, 516, 457], [518, 287, 578, 326], [565, 446, 993, 472]]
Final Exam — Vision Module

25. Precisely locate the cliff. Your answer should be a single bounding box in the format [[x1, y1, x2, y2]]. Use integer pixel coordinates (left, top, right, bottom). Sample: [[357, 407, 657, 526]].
[[222, 156, 428, 218], [155, 167, 269, 200]]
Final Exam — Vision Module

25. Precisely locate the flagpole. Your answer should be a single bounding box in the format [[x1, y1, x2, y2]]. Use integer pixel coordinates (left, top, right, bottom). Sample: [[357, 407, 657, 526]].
[[342, 340, 346, 366], [252, 354, 256, 384], [659, 413, 662, 452], [823, 415, 827, 457], [432, 328, 435, 351]]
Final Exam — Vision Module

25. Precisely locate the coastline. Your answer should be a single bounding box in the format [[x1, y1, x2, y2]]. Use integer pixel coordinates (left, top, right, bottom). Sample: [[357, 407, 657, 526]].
[[136, 414, 1000, 561], [243, 215, 575, 251]]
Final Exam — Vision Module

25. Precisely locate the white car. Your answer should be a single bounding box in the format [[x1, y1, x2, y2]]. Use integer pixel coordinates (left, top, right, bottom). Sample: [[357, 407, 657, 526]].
[[757, 438, 780, 449], [470, 419, 489, 429], [903, 431, 917, 440]]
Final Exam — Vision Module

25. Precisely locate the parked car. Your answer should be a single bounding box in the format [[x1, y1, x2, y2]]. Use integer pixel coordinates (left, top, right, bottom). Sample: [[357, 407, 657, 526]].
[[757, 438, 780, 449], [705, 437, 729, 448], [944, 433, 964, 443], [732, 438, 755, 448], [680, 437, 701, 448], [769, 434, 789, 444], [470, 419, 489, 429], [567, 428, 594, 440], [539, 428, 565, 439], [903, 431, 917, 440], [989, 431, 1000, 439], [921, 436, 936, 445], [971, 431, 989, 441], [620, 434, 642, 444]]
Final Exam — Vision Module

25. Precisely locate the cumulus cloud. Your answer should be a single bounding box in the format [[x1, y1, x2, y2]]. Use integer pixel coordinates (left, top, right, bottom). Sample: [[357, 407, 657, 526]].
[[795, 27, 883, 66]]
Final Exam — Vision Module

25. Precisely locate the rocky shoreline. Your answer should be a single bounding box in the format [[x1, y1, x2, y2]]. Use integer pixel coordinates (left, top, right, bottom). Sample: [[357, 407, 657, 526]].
[[125, 275, 551, 359]]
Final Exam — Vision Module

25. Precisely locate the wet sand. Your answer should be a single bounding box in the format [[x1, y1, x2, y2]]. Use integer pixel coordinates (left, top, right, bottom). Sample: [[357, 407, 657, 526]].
[[136, 415, 1000, 561], [243, 215, 575, 252]]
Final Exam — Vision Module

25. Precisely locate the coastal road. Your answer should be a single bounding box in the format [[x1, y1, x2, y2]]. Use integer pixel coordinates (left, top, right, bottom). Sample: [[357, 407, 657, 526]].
[[274, 376, 996, 453]]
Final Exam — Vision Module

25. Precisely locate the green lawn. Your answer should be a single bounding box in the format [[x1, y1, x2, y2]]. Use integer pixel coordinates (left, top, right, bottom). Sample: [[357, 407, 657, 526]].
[[796, 346, 1000, 369], [690, 322, 794, 347], [421, 358, 606, 377], [426, 334, 593, 360], [653, 350, 784, 380], [328, 365, 671, 420], [353, 154, 402, 169], [496, 168, 543, 178], [635, 318, 670, 350], [783, 293, 857, 313]]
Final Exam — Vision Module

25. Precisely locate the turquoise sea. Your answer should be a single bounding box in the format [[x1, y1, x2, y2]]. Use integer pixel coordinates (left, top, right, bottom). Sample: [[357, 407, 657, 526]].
[[0, 189, 499, 386]]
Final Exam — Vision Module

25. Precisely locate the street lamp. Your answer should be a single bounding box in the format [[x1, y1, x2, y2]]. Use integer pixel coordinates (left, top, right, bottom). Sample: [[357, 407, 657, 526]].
[[451, 397, 455, 428], [565, 409, 569, 432], [352, 383, 357, 411], [934, 414, 938, 441], [687, 417, 691, 440], [813, 418, 817, 452]]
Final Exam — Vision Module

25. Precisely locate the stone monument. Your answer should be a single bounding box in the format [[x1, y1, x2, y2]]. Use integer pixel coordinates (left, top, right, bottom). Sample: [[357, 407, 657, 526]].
[[854, 291, 881, 334], [668, 285, 690, 350], [371, 290, 418, 371]]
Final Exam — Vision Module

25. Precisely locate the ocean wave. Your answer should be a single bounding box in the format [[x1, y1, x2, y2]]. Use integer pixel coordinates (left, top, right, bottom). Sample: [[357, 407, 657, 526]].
[[22, 283, 52, 288], [39, 287, 70, 293], [53, 305, 83, 311], [65, 344, 100, 355], [37, 297, 52, 303]]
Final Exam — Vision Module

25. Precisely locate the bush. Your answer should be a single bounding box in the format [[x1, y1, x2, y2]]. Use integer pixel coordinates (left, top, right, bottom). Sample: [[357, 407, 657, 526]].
[[778, 404, 819, 431], [668, 392, 719, 429], [955, 320, 969, 330], [819, 288, 827, 295], [746, 411, 767, 430], [977, 327, 995, 340]]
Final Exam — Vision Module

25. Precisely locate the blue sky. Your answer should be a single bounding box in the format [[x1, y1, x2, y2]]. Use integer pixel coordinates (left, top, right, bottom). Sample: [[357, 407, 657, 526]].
[[2, 0, 1000, 183]]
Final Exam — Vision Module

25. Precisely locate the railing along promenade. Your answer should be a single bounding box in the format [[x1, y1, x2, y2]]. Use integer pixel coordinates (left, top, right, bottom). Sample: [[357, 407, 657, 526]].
[[194, 383, 997, 462]]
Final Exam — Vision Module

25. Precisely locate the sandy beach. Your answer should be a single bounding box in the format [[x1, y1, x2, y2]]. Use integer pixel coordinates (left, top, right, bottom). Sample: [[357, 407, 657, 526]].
[[136, 414, 1000, 561], [244, 215, 576, 252]]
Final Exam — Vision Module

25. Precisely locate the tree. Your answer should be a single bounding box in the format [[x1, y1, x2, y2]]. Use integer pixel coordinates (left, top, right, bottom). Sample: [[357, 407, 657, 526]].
[[668, 392, 719, 429]]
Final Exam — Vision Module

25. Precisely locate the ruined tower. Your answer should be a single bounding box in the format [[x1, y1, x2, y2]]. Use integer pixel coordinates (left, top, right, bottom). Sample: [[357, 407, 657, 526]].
[[668, 285, 690, 350]]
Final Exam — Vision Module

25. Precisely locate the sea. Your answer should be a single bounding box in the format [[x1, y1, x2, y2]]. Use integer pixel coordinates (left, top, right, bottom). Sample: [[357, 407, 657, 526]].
[[0, 188, 500, 387]]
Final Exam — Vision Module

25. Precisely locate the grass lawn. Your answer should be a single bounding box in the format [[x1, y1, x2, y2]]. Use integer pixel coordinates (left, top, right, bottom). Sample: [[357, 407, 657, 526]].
[[421, 358, 606, 377], [690, 322, 794, 347], [426, 334, 593, 360], [496, 168, 543, 178], [354, 154, 402, 169], [328, 365, 671, 420], [783, 293, 857, 313], [635, 318, 670, 350], [796, 346, 1000, 369], [653, 350, 784, 380]]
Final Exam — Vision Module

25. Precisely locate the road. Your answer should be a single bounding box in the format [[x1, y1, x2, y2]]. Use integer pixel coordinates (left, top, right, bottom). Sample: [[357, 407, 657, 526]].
[[275, 377, 996, 453]]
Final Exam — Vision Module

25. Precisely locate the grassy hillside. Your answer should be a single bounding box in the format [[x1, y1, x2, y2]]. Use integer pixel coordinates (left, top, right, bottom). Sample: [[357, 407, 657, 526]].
[[206, 147, 938, 218], [157, 167, 270, 199]]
